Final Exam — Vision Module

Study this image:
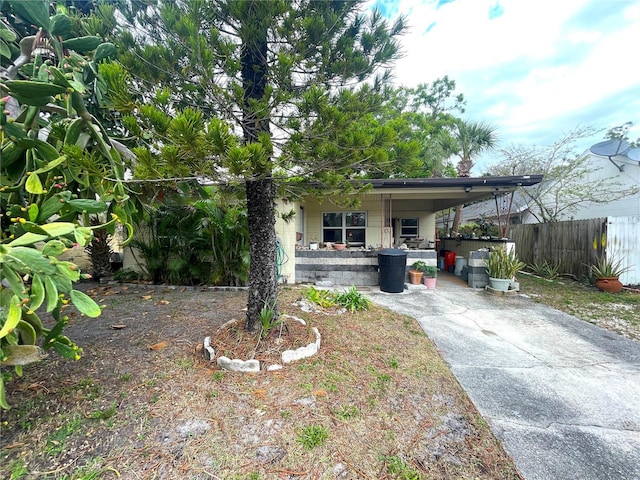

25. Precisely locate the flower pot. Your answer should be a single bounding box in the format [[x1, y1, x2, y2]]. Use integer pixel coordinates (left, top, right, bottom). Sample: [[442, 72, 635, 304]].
[[595, 277, 623, 293], [488, 277, 511, 292], [333, 243, 346, 251], [423, 277, 437, 289], [408, 270, 423, 285], [309, 242, 318, 250]]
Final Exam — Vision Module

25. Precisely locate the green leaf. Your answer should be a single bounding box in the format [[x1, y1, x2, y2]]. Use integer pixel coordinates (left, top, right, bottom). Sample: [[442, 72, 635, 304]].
[[50, 13, 73, 38], [8, 0, 50, 30], [70, 290, 101, 318], [42, 240, 66, 256], [44, 276, 59, 313], [29, 275, 45, 313], [28, 204, 39, 222], [6, 247, 57, 275], [37, 196, 64, 222], [8, 232, 49, 247], [55, 261, 80, 282], [16, 320, 37, 345], [74, 227, 93, 246], [62, 35, 102, 53], [1, 265, 26, 299], [66, 199, 108, 214], [20, 221, 48, 235], [32, 154, 66, 173], [44, 317, 67, 345], [0, 295, 22, 340], [0, 25, 17, 42], [53, 340, 79, 359], [0, 41, 10, 59], [39, 222, 75, 237], [0, 376, 10, 409], [25, 172, 44, 194], [21, 311, 44, 335], [53, 274, 73, 294]]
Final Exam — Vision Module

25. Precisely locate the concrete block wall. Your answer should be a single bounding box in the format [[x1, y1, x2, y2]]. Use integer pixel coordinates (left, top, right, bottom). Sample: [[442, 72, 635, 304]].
[[295, 250, 379, 286], [468, 250, 490, 288], [295, 249, 437, 286]]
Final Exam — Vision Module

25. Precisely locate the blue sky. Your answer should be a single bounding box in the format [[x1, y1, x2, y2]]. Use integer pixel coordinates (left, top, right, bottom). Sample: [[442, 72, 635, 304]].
[[371, 0, 640, 173]]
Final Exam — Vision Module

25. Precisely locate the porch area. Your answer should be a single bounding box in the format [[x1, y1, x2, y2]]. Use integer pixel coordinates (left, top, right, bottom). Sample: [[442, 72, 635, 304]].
[[295, 249, 437, 286]]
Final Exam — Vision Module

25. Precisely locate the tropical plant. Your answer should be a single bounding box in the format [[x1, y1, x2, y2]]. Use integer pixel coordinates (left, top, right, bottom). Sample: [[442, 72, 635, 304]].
[[528, 261, 561, 280], [410, 260, 428, 272], [590, 255, 631, 279], [366, 79, 464, 179], [439, 119, 498, 234], [85, 216, 113, 280], [333, 286, 371, 312], [0, 1, 136, 409], [589, 234, 632, 279], [304, 286, 336, 309], [258, 300, 281, 339], [130, 195, 249, 286], [484, 247, 525, 280]]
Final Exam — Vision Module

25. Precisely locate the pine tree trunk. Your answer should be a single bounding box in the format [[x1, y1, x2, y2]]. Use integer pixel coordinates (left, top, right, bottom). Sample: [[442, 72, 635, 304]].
[[245, 177, 278, 332], [240, 16, 276, 332]]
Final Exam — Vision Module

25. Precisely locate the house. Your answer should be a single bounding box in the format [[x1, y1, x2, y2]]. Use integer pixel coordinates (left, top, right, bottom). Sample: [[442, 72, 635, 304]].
[[449, 151, 639, 227], [275, 175, 543, 286], [446, 151, 639, 285]]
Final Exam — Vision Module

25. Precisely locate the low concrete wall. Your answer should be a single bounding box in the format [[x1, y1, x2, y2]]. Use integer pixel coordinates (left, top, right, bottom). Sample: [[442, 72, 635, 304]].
[[440, 238, 515, 258], [295, 249, 437, 286]]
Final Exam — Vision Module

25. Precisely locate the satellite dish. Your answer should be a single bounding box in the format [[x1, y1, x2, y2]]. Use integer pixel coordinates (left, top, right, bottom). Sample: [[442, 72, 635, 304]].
[[626, 148, 640, 161], [589, 139, 630, 157], [589, 139, 633, 172]]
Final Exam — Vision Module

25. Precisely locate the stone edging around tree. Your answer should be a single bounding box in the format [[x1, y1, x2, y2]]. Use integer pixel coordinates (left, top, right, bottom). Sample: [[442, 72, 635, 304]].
[[203, 314, 321, 373]]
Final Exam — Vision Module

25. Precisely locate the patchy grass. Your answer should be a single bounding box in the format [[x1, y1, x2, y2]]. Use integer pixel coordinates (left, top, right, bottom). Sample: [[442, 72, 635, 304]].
[[0, 284, 521, 479], [519, 273, 640, 340]]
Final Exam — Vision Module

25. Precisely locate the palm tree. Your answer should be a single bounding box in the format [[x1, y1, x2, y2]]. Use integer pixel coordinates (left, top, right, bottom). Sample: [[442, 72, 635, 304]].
[[441, 119, 498, 234]]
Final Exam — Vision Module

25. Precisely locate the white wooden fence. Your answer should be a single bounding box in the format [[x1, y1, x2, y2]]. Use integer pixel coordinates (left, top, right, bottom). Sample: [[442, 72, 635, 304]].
[[609, 216, 639, 286]]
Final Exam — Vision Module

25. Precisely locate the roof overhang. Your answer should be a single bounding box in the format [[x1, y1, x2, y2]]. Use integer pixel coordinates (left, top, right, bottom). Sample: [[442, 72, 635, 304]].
[[363, 175, 543, 211]]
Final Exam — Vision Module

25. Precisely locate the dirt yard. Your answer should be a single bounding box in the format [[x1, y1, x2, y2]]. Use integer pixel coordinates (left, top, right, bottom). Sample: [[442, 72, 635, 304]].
[[0, 283, 521, 479]]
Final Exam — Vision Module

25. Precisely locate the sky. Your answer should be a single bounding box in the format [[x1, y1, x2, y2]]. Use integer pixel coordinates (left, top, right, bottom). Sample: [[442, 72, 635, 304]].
[[370, 0, 640, 174]]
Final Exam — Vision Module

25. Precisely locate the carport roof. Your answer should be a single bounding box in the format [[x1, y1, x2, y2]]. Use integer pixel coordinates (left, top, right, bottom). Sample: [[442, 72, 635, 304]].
[[362, 175, 544, 211]]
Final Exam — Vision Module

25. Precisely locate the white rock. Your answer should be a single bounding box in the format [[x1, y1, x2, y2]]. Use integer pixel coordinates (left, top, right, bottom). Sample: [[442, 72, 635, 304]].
[[217, 356, 260, 372]]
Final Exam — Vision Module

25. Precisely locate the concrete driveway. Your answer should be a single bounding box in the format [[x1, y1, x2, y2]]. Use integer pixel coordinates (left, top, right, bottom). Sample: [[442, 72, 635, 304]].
[[364, 274, 640, 480]]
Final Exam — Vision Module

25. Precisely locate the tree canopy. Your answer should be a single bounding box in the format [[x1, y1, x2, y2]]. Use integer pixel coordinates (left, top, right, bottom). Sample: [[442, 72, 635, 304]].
[[113, 0, 409, 330]]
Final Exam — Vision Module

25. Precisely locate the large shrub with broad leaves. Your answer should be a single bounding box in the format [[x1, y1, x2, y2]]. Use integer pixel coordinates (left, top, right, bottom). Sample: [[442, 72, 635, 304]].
[[0, 1, 136, 408]]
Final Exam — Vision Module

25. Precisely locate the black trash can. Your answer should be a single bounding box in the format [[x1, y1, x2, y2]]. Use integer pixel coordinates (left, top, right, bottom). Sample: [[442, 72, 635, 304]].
[[378, 248, 407, 293]]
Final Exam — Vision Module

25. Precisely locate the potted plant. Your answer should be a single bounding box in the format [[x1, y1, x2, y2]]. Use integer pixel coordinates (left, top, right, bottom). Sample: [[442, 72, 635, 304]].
[[590, 253, 631, 293], [409, 260, 427, 284], [423, 266, 437, 289], [333, 241, 346, 251], [484, 247, 525, 291]]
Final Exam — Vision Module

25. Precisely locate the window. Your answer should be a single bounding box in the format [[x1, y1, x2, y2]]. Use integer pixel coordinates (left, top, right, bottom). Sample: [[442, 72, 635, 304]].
[[400, 218, 419, 238], [322, 212, 366, 246]]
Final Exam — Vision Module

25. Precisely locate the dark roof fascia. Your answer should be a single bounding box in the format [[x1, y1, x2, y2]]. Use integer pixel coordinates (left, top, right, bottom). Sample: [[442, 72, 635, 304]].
[[365, 175, 543, 189]]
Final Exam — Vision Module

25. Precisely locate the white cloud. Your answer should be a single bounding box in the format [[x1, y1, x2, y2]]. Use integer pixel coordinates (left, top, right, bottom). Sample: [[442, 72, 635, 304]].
[[373, 0, 640, 171]]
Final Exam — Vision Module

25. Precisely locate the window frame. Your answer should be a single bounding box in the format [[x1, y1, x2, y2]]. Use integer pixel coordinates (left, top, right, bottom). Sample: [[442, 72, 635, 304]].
[[400, 218, 419, 238], [322, 211, 367, 246]]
